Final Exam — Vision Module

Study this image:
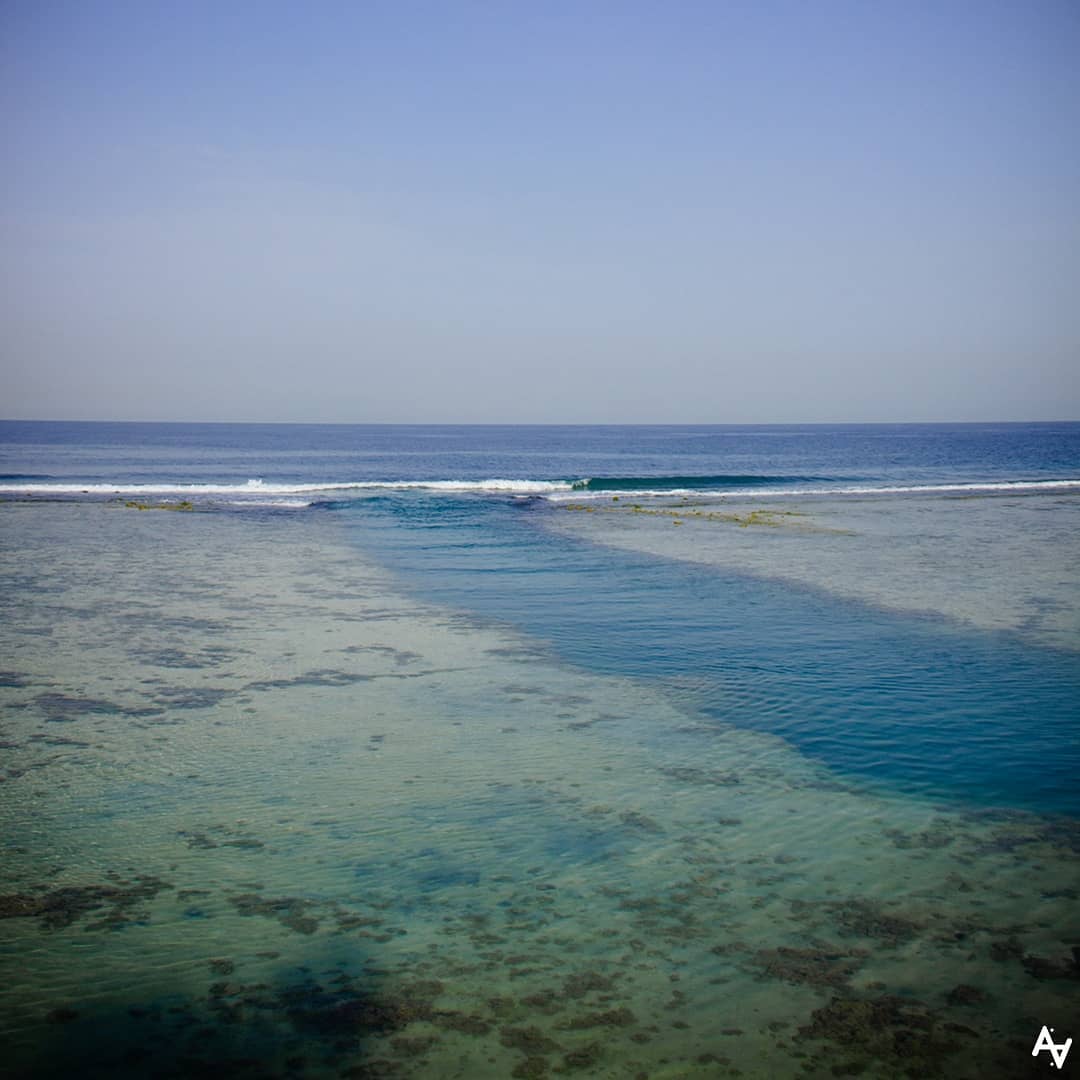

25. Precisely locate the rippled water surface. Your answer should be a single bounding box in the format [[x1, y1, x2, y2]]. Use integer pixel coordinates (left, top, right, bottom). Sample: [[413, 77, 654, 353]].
[[1, 422, 1078, 1079], [345, 491, 1080, 817]]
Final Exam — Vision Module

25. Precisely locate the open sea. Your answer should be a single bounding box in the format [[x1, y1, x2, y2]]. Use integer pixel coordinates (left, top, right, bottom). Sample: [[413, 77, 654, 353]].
[[1, 420, 1078, 1079]]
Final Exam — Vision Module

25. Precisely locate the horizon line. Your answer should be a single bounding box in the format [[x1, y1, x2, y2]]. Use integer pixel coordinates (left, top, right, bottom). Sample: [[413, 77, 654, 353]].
[[2, 417, 1079, 428]]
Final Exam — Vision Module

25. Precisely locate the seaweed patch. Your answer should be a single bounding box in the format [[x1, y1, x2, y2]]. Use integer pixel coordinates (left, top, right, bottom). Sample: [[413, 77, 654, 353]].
[[0, 876, 172, 930]]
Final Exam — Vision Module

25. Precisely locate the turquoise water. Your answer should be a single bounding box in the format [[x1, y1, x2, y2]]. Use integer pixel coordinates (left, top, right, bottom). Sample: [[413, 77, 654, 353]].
[[342, 492, 1080, 816], [1, 422, 1079, 1078]]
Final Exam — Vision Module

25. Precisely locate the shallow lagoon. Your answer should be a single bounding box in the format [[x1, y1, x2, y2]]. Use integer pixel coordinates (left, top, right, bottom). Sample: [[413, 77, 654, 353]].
[[2, 502, 1078, 1078]]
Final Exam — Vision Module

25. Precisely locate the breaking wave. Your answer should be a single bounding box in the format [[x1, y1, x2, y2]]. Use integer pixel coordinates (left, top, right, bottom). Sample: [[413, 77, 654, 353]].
[[570, 474, 829, 492], [0, 478, 575, 497], [2, 476, 1077, 506]]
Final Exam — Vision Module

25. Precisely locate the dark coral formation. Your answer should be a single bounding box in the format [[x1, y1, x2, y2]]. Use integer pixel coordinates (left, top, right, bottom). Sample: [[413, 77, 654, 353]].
[[432, 1011, 491, 1036], [618, 811, 663, 833], [749, 946, 865, 988], [884, 824, 955, 849], [0, 877, 171, 929], [789, 895, 923, 946], [945, 984, 987, 1006], [797, 994, 978, 1077], [561, 971, 617, 998], [659, 765, 741, 786], [557, 1007, 636, 1030], [989, 937, 1023, 962], [287, 990, 425, 1036], [557, 1041, 603, 1072], [1021, 949, 1080, 981], [28, 691, 164, 724], [228, 893, 320, 935], [500, 1025, 562, 1054], [828, 898, 922, 944]]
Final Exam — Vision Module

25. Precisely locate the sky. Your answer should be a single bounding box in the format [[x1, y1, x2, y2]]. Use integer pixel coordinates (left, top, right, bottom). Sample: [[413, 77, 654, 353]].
[[2, 0, 1078, 424]]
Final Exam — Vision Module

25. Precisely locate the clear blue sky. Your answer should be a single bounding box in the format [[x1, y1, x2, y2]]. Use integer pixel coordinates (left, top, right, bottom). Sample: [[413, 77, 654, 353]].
[[2, 0, 1078, 422]]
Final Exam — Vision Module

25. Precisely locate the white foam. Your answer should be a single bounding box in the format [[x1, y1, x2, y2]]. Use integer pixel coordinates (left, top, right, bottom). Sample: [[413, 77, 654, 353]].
[[545, 479, 1080, 502], [738, 479, 1080, 498], [0, 477, 576, 497], [3, 477, 1077, 503], [224, 499, 316, 509], [547, 488, 698, 502]]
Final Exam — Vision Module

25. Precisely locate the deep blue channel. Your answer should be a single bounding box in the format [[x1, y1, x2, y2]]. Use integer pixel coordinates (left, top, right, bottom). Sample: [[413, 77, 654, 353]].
[[342, 494, 1080, 818]]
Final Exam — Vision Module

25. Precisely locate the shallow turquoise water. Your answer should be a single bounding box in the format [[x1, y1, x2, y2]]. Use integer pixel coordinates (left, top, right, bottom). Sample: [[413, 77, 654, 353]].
[[2, 423, 1079, 1079]]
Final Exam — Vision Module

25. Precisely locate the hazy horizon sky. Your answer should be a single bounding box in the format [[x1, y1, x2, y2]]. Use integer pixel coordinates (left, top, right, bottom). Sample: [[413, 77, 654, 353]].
[[2, 1, 1078, 424]]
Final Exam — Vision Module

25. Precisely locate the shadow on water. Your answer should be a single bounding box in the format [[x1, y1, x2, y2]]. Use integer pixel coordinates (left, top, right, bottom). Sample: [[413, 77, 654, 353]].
[[14, 957, 452, 1079], [1, 869, 464, 1079], [343, 494, 1080, 818]]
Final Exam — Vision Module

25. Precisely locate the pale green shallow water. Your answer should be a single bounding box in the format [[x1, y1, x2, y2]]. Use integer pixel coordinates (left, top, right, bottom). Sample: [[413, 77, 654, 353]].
[[548, 489, 1080, 652], [1, 503, 1078, 1079]]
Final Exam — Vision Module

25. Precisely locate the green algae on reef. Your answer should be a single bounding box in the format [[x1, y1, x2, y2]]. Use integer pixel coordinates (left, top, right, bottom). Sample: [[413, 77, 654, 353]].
[[559, 500, 846, 533], [123, 500, 194, 511]]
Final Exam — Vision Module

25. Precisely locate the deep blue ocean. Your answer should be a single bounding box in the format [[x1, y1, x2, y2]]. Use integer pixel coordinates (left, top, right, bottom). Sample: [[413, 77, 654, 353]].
[[3, 419, 1079, 491], [3, 420, 1078, 817]]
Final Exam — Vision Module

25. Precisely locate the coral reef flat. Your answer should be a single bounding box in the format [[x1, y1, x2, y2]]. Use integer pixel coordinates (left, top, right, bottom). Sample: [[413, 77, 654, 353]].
[[1, 502, 1077, 1078]]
